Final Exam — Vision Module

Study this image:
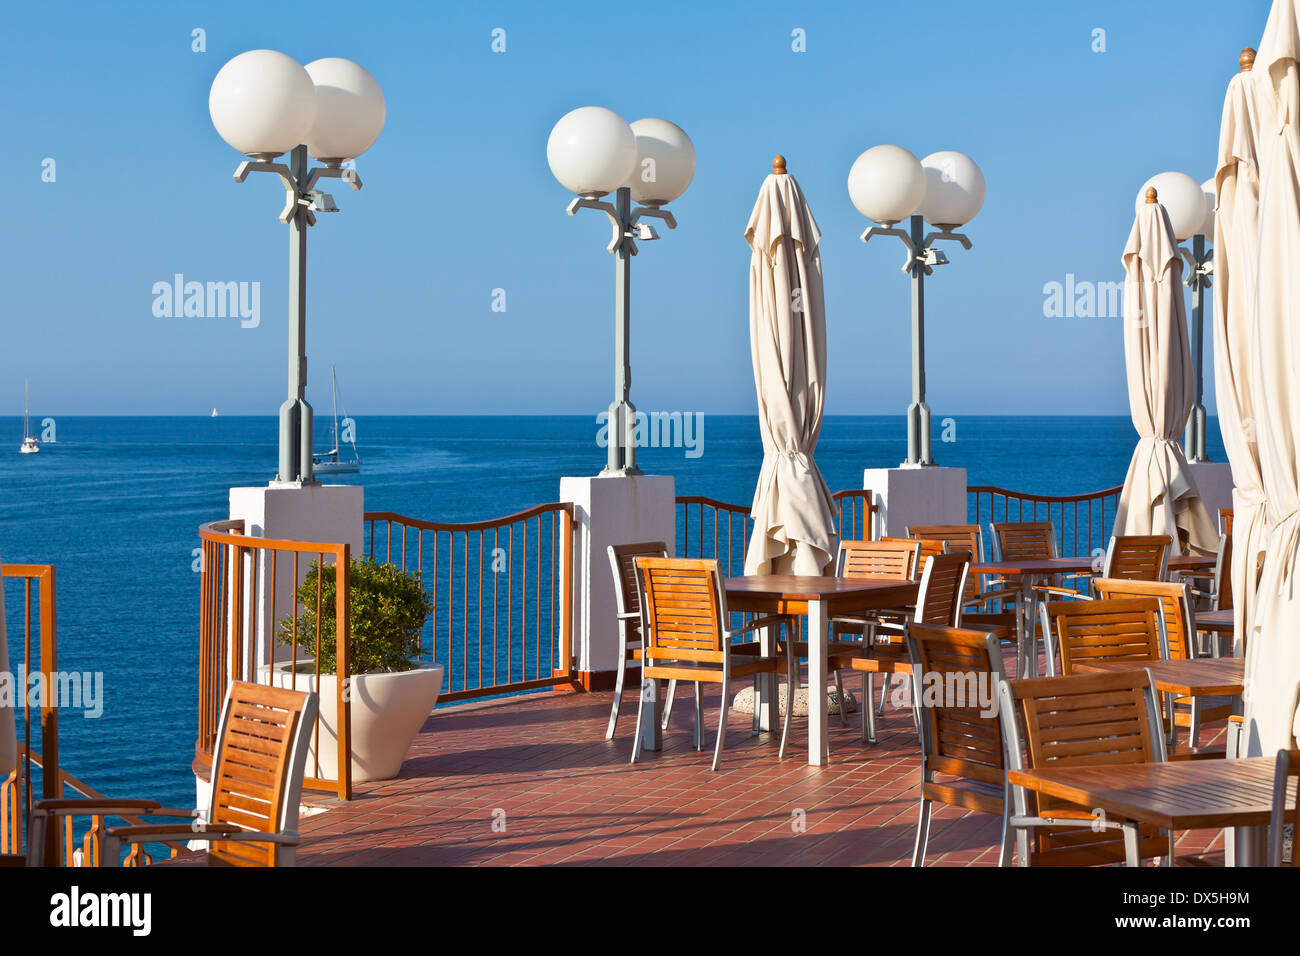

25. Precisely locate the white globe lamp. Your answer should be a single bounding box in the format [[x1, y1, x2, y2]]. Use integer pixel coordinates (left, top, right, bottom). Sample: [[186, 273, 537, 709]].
[[626, 118, 695, 205], [847, 145, 927, 226], [209, 50, 317, 160], [1135, 171, 1206, 242], [303, 58, 386, 164], [547, 107, 638, 197], [918, 150, 986, 230]]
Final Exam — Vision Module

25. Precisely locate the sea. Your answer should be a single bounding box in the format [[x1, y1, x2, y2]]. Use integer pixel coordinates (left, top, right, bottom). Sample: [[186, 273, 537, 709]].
[[0, 414, 1225, 812]]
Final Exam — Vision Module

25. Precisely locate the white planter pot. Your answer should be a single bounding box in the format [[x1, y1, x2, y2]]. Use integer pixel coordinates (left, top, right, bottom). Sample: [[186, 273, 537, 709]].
[[262, 661, 445, 783]]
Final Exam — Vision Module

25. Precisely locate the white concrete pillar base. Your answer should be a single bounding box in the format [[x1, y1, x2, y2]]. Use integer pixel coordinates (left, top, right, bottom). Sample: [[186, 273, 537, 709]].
[[862, 466, 968, 539]]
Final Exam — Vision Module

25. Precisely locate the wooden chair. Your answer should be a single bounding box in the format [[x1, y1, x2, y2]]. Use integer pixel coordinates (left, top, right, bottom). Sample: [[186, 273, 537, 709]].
[[606, 542, 675, 740], [1091, 578, 1232, 748], [1179, 531, 1233, 621], [1000, 670, 1172, 866], [1102, 534, 1170, 581], [1041, 597, 1165, 675], [910, 524, 1018, 642], [848, 552, 971, 743], [905, 622, 1013, 866], [1220, 509, 1234, 536], [632, 557, 795, 770], [1270, 749, 1300, 866], [30, 682, 317, 867]]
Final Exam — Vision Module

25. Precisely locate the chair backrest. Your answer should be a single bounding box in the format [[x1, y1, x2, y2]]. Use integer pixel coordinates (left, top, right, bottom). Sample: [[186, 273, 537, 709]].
[[909, 525, 984, 601], [1043, 598, 1164, 674], [905, 623, 1008, 788], [992, 522, 1058, 562], [634, 557, 726, 665], [1092, 578, 1194, 660], [1214, 531, 1234, 612], [1271, 749, 1300, 867], [207, 681, 317, 867], [607, 541, 669, 641], [1000, 670, 1166, 865], [1102, 535, 1170, 581], [1220, 509, 1234, 536], [914, 552, 971, 626], [836, 539, 919, 580], [884, 536, 943, 579]]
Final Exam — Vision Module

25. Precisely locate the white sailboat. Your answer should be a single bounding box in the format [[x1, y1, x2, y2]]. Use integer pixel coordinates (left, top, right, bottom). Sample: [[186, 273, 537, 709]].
[[19, 380, 39, 454], [211, 408, 219, 418], [312, 365, 361, 475]]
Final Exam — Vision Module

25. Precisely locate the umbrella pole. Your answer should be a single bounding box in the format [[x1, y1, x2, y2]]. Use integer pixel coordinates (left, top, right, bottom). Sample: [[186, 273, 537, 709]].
[[1185, 233, 1210, 463]]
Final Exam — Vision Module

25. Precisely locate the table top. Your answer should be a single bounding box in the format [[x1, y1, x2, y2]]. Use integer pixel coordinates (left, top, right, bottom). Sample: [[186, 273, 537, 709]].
[[1008, 756, 1284, 830], [1169, 554, 1217, 571], [972, 557, 1097, 576], [1197, 609, 1235, 633], [1071, 657, 1244, 696], [724, 575, 918, 617]]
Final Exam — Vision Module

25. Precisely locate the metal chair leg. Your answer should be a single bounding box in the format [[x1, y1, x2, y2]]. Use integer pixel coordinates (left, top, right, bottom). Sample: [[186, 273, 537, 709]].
[[833, 669, 848, 727], [661, 679, 677, 730], [630, 677, 647, 765], [912, 796, 932, 867], [693, 683, 704, 751], [712, 673, 730, 771], [605, 650, 628, 740], [997, 789, 1014, 867], [1122, 823, 1140, 866], [877, 674, 890, 716], [778, 645, 795, 759], [862, 673, 877, 745]]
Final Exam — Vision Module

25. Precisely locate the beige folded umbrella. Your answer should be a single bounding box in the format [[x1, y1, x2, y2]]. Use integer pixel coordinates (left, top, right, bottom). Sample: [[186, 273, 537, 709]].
[[1113, 194, 1217, 556], [1214, 49, 1272, 722], [0, 554, 14, 781], [743, 156, 837, 576], [1244, 0, 1300, 753]]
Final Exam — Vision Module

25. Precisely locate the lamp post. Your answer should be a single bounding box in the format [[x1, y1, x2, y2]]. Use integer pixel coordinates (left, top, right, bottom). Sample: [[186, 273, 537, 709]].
[[548, 108, 695, 476], [209, 50, 385, 484], [849, 146, 985, 466], [1135, 171, 1215, 463]]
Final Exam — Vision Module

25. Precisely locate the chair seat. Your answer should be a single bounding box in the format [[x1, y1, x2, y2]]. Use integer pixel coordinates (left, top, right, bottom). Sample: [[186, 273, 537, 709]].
[[848, 645, 911, 675], [922, 777, 1004, 816], [644, 654, 784, 683], [959, 612, 1017, 640]]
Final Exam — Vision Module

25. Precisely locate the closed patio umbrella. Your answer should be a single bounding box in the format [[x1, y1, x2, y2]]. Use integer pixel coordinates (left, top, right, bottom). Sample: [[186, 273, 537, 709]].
[[743, 156, 837, 576], [1113, 193, 1217, 556], [1245, 0, 1300, 754], [1213, 49, 1271, 704]]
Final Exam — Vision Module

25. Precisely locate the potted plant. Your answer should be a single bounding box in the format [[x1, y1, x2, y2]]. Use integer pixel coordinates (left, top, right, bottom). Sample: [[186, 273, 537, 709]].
[[274, 557, 443, 783]]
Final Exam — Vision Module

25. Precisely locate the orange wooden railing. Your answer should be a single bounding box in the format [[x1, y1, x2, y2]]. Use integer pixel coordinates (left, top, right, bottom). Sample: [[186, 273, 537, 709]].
[[363, 504, 576, 703], [197, 520, 352, 800]]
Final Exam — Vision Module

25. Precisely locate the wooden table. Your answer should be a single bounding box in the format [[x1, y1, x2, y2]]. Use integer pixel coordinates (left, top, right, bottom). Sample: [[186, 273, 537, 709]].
[[722, 575, 919, 766], [971, 558, 1098, 678], [1197, 609, 1235, 635], [1072, 657, 1244, 697], [1169, 553, 1217, 573], [1008, 756, 1285, 865]]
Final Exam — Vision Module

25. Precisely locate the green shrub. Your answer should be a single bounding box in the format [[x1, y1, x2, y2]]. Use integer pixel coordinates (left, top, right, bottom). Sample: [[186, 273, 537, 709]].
[[277, 557, 433, 674]]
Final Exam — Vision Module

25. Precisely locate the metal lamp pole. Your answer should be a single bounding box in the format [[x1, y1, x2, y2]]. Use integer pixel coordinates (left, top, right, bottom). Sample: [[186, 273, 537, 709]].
[[567, 186, 677, 475], [861, 214, 971, 466], [1181, 233, 1213, 463], [233, 145, 361, 484]]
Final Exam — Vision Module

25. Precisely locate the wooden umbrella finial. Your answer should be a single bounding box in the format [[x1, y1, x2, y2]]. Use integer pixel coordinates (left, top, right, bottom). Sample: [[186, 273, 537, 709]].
[[773, 154, 787, 174], [1241, 47, 1256, 72], [1145, 187, 1158, 204]]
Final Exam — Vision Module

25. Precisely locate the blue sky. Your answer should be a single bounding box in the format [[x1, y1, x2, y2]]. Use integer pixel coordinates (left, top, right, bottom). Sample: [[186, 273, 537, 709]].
[[0, 0, 1272, 416]]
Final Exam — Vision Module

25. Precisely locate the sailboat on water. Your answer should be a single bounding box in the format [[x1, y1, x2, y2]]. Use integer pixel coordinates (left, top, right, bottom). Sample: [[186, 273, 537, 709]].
[[312, 365, 361, 475], [19, 380, 39, 454]]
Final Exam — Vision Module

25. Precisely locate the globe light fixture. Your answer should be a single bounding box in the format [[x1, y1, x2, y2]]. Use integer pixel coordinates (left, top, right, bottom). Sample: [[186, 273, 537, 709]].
[[627, 118, 696, 205], [918, 151, 986, 230], [847, 145, 926, 226], [211, 49, 384, 484], [209, 49, 317, 160], [1135, 171, 1206, 242], [549, 107, 691, 475], [851, 145, 981, 467], [1137, 173, 1216, 464], [303, 58, 387, 165]]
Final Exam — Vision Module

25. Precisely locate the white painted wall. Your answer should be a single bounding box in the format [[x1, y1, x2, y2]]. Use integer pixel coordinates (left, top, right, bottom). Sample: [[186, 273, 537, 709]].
[[560, 474, 675, 676], [862, 466, 968, 539]]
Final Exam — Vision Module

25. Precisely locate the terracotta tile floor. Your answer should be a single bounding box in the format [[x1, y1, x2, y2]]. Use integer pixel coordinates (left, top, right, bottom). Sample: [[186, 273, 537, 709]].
[[289, 672, 1228, 867]]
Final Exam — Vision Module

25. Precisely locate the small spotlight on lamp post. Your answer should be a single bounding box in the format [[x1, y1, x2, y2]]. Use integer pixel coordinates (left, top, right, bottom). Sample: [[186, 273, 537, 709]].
[[548, 107, 695, 476], [1134, 171, 1214, 464], [849, 146, 984, 466], [209, 50, 385, 484]]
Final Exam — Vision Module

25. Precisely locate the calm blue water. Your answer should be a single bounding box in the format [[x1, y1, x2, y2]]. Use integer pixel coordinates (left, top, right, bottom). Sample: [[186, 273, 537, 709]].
[[0, 414, 1224, 811]]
